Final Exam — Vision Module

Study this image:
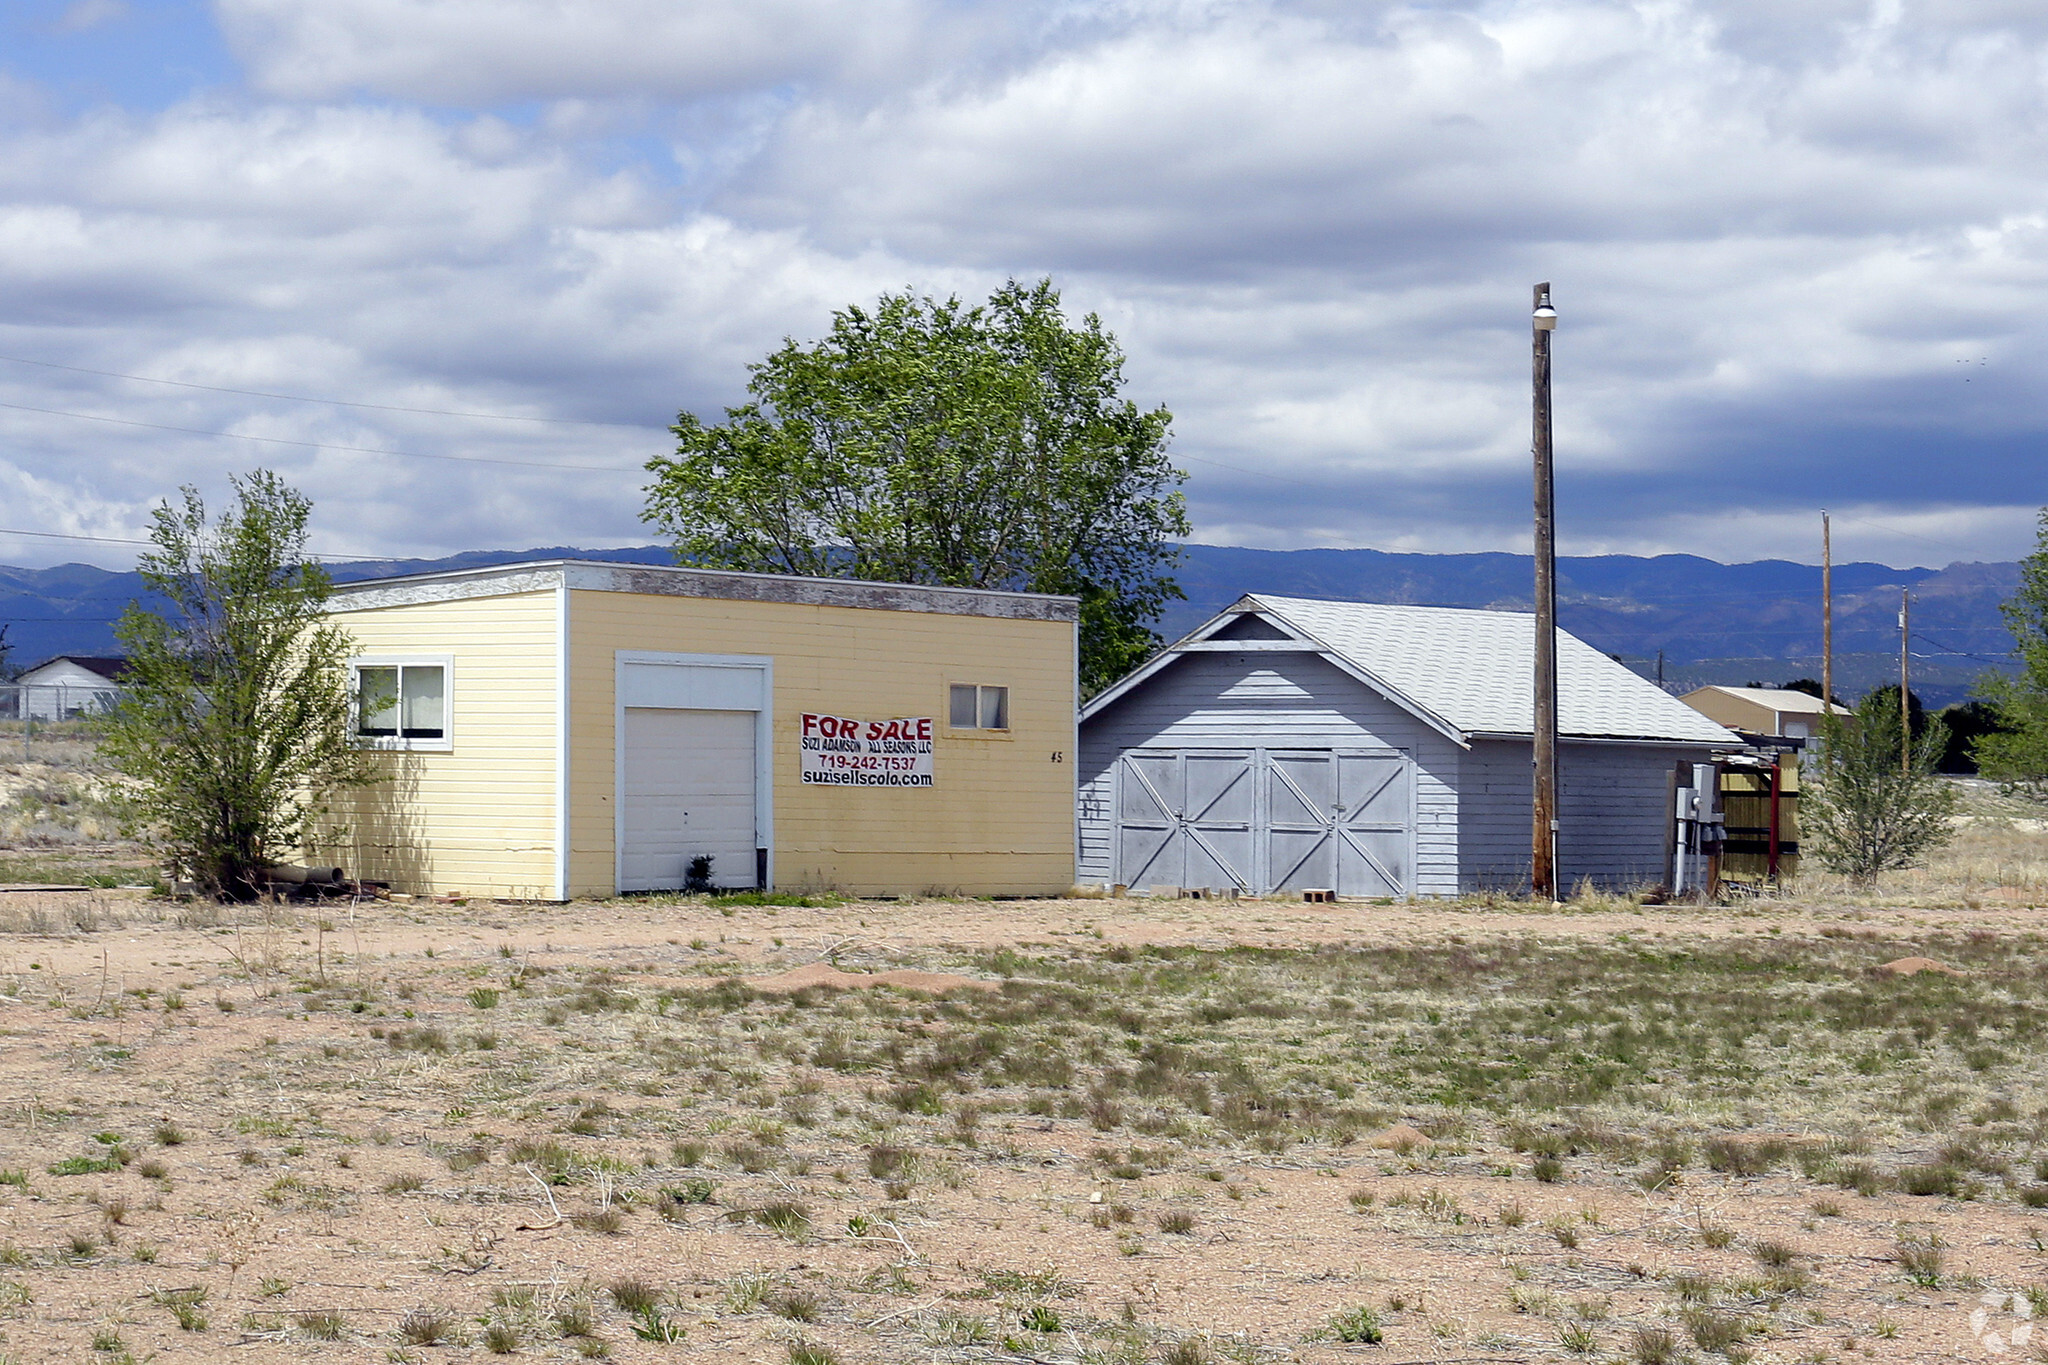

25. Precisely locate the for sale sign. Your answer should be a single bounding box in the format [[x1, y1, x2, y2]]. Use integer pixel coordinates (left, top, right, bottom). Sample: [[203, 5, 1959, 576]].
[[799, 713, 935, 787]]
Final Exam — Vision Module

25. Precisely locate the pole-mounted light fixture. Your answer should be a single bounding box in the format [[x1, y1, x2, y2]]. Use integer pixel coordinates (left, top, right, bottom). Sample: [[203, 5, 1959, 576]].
[[1533, 290, 1558, 331]]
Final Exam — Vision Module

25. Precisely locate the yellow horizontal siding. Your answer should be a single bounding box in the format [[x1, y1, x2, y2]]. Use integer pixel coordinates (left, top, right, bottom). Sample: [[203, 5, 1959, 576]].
[[318, 591, 559, 898], [566, 590, 1075, 898]]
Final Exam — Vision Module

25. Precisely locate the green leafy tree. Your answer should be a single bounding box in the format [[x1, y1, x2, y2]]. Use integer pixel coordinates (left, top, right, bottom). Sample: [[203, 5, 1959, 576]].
[[1978, 508, 2048, 794], [642, 278, 1189, 694], [1803, 690, 1957, 887], [102, 472, 373, 899]]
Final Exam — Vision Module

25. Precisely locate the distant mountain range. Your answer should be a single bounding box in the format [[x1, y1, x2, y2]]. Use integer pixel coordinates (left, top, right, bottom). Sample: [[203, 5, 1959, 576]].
[[0, 543, 2019, 709]]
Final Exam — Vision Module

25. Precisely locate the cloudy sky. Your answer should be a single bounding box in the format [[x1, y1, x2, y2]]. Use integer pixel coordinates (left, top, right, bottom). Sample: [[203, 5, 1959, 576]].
[[0, 0, 2042, 571]]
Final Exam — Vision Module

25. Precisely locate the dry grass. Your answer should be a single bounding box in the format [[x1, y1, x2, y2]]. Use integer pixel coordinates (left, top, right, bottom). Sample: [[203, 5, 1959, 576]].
[[0, 793, 2043, 1360]]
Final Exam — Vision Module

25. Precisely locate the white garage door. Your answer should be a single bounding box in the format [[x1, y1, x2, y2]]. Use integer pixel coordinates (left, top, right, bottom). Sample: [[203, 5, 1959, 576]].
[[620, 707, 758, 891], [1114, 747, 1411, 897]]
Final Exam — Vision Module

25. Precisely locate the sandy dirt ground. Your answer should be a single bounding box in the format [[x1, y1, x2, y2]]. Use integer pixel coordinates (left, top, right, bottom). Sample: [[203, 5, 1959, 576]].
[[0, 889, 2042, 1364]]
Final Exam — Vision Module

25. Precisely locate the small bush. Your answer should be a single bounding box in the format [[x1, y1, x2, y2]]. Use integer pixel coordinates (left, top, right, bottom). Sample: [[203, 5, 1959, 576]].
[[1158, 1210, 1197, 1235], [1531, 1156, 1565, 1183]]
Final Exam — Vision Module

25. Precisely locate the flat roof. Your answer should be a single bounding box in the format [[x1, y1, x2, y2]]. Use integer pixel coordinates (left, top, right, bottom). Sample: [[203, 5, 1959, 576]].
[[329, 559, 1080, 623]]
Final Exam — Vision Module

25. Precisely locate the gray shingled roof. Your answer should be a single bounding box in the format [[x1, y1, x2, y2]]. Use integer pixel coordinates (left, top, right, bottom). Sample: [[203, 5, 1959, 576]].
[[1246, 594, 1738, 744]]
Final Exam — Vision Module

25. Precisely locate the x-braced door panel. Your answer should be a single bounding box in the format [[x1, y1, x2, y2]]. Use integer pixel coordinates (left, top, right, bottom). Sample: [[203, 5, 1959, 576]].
[[1114, 749, 1255, 891], [1266, 750, 1410, 897]]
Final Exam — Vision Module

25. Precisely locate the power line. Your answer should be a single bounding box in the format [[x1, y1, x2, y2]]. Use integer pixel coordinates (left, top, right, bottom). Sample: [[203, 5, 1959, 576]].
[[0, 353, 666, 429], [0, 399, 648, 473], [0, 525, 358, 561]]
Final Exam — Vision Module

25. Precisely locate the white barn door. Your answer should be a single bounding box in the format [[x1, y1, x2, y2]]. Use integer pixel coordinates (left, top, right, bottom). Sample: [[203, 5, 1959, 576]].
[[1114, 747, 1411, 897], [620, 708, 759, 891]]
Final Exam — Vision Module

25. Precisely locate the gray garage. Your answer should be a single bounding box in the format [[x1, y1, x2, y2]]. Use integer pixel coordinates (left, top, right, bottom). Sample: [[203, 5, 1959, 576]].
[[1077, 594, 1739, 898]]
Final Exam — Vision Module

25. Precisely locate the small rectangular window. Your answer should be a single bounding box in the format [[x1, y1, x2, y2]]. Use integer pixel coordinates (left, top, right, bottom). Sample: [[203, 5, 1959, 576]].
[[356, 663, 447, 744], [950, 684, 979, 728], [357, 666, 399, 737], [949, 683, 1009, 731]]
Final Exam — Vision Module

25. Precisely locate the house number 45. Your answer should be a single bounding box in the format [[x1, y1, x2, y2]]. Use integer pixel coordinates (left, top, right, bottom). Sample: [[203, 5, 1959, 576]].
[[1050, 751, 1064, 763]]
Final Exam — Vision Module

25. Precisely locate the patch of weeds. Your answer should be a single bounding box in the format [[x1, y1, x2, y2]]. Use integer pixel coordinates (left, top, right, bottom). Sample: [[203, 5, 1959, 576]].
[[1157, 1209, 1197, 1235], [769, 1289, 822, 1323], [483, 1321, 522, 1353], [570, 1205, 627, 1235], [296, 1310, 346, 1341], [1323, 1305, 1383, 1344], [1021, 1303, 1062, 1332], [152, 1286, 209, 1332], [1629, 1324, 1679, 1364], [468, 986, 501, 1009], [381, 1172, 427, 1194], [0, 1170, 27, 1189], [1531, 1155, 1564, 1183], [726, 1201, 811, 1240], [671, 1139, 707, 1166], [399, 1307, 458, 1346], [553, 1299, 597, 1337], [1752, 1238, 1799, 1268], [787, 1339, 839, 1365], [631, 1309, 687, 1343], [48, 1150, 126, 1177], [723, 1271, 774, 1313], [608, 1278, 661, 1315], [1895, 1233, 1944, 1287], [980, 1266, 1080, 1298], [1899, 1164, 1966, 1197], [1559, 1322, 1598, 1355], [1700, 1223, 1735, 1249]]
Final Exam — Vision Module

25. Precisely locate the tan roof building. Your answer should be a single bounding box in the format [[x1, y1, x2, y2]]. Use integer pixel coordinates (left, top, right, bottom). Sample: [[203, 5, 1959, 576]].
[[1679, 685, 1848, 740]]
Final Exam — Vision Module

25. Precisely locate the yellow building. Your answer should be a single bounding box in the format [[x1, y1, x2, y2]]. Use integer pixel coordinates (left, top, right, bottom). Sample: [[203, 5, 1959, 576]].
[[319, 560, 1078, 900]]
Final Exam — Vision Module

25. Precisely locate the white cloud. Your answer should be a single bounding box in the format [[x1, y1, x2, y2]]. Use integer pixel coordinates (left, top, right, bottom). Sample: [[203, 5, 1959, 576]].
[[213, 0, 960, 103], [2, 0, 2048, 570]]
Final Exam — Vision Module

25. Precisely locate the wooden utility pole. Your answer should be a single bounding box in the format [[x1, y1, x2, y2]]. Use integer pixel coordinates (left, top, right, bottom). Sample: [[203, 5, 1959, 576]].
[[1821, 511, 1833, 709], [1531, 283, 1559, 901], [1899, 588, 1911, 777]]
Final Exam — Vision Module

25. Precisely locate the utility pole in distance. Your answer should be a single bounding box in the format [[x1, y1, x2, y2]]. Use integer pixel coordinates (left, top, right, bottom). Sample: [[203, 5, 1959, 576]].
[[1531, 284, 1559, 901], [1821, 511, 1833, 709], [1899, 589, 1911, 777]]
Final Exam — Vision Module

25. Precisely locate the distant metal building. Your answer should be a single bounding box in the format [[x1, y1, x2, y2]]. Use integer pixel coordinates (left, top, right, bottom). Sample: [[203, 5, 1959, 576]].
[[1078, 595, 1739, 898]]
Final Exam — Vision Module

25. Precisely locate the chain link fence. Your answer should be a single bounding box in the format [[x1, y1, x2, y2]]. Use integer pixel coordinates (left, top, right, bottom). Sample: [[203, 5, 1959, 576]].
[[0, 682, 125, 759]]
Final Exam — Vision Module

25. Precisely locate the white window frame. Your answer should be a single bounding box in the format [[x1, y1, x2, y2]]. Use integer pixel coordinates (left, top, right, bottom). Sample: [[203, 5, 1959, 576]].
[[351, 655, 455, 752], [946, 681, 1011, 736]]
